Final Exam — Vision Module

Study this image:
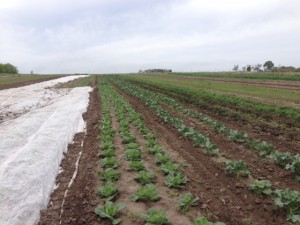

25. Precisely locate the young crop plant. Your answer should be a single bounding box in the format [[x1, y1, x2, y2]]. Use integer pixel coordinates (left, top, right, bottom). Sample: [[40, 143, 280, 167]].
[[143, 208, 169, 225], [148, 145, 165, 155], [161, 161, 180, 175], [178, 192, 199, 212], [165, 171, 187, 188], [98, 168, 121, 182], [134, 170, 156, 184], [270, 151, 293, 168], [203, 140, 219, 156], [254, 141, 274, 157], [94, 200, 126, 225], [225, 160, 250, 178], [155, 153, 171, 164], [229, 130, 248, 143], [191, 216, 226, 225], [274, 188, 300, 223], [121, 133, 136, 144], [101, 141, 114, 151], [101, 156, 119, 169], [285, 155, 300, 180], [127, 143, 139, 149], [146, 137, 156, 148], [249, 179, 272, 195], [100, 148, 115, 158], [125, 149, 142, 161], [131, 184, 160, 202], [97, 181, 119, 199], [129, 160, 145, 171]]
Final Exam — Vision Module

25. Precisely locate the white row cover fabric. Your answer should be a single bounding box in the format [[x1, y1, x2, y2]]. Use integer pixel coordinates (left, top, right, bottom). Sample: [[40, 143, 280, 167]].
[[0, 76, 92, 225]]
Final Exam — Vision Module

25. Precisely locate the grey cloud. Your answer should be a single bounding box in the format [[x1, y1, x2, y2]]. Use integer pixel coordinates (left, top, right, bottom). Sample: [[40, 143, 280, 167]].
[[0, 0, 300, 73]]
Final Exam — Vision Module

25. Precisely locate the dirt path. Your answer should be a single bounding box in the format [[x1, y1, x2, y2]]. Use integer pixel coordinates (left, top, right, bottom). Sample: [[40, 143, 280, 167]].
[[39, 85, 104, 225], [113, 84, 289, 225]]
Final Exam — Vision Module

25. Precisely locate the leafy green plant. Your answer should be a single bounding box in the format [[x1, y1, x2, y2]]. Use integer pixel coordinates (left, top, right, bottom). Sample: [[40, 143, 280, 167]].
[[285, 155, 300, 177], [129, 160, 145, 171], [155, 153, 171, 164], [255, 141, 274, 157], [127, 143, 139, 149], [165, 172, 187, 188], [122, 133, 136, 144], [95, 200, 126, 225], [143, 208, 169, 225], [97, 181, 118, 199], [101, 141, 114, 150], [225, 160, 250, 178], [131, 184, 160, 202], [101, 157, 119, 169], [203, 140, 219, 156], [98, 168, 121, 181], [193, 216, 226, 225], [274, 188, 300, 223], [178, 192, 199, 212], [249, 180, 272, 195], [229, 130, 248, 143], [270, 151, 293, 167], [100, 148, 115, 158], [149, 145, 165, 154], [161, 162, 180, 174], [125, 149, 142, 161], [146, 138, 156, 148], [134, 170, 155, 184]]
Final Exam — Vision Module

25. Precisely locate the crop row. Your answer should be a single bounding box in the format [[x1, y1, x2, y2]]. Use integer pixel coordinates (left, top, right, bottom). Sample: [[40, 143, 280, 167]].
[[116, 79, 300, 182], [96, 79, 226, 225], [124, 76, 300, 124], [111, 77, 300, 223]]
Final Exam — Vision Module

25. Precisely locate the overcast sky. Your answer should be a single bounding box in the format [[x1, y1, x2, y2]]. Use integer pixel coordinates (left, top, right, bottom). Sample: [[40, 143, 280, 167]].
[[0, 0, 300, 74]]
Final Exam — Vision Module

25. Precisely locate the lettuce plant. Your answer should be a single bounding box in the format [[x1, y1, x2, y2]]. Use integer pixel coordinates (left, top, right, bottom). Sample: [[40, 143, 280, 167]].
[[161, 162, 180, 175], [101, 156, 119, 169], [97, 181, 118, 199], [129, 160, 145, 171], [178, 192, 199, 212], [125, 149, 142, 161], [95, 200, 126, 225], [134, 170, 155, 184], [143, 208, 169, 225], [155, 153, 171, 164], [131, 184, 160, 202], [97, 168, 121, 181], [274, 188, 300, 223], [249, 179, 272, 195], [225, 160, 250, 178], [192, 217, 226, 225], [165, 171, 187, 188]]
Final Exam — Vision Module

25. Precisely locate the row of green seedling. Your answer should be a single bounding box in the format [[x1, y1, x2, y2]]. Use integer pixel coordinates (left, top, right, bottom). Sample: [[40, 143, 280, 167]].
[[117, 79, 300, 182], [108, 80, 226, 225], [94, 81, 126, 225]]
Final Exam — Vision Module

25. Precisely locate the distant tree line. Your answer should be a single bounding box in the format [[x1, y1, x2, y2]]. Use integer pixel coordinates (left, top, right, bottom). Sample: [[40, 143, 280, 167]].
[[0, 63, 18, 74], [232, 61, 300, 72], [139, 69, 172, 73]]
